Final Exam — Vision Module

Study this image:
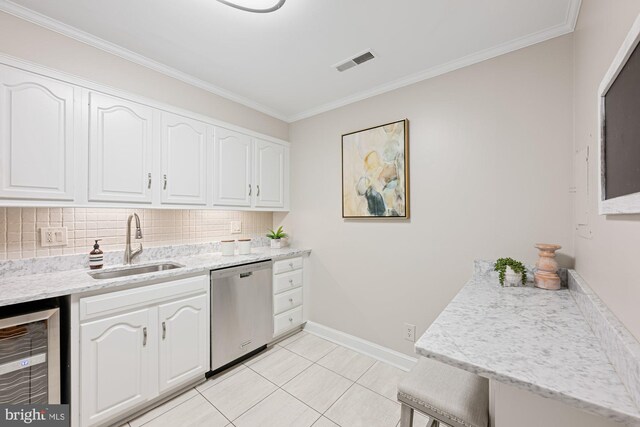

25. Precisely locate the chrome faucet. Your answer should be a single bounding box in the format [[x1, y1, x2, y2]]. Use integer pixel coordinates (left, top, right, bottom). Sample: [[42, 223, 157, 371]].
[[124, 213, 143, 264]]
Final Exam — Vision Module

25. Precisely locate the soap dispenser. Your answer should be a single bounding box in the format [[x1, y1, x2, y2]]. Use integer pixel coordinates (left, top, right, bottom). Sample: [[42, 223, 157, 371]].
[[89, 239, 104, 270]]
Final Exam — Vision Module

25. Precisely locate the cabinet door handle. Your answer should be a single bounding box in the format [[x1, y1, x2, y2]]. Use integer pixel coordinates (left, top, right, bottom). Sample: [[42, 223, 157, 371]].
[[289, 298, 293, 303], [249, 184, 252, 196], [289, 279, 293, 285], [289, 262, 294, 268], [162, 321, 166, 340], [143, 327, 148, 346], [163, 174, 167, 190], [289, 317, 293, 322], [257, 185, 260, 197], [147, 173, 152, 189]]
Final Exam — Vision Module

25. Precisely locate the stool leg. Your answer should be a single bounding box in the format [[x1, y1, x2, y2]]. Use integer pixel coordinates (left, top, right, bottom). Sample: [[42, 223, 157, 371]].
[[400, 403, 414, 427]]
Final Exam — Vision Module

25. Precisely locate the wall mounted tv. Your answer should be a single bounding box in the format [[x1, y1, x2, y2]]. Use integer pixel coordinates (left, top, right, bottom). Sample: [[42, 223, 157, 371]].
[[599, 14, 640, 214]]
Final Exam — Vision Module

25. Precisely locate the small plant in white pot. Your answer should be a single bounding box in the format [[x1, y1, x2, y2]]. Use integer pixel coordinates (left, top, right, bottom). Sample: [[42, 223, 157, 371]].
[[494, 258, 527, 287], [267, 226, 288, 249]]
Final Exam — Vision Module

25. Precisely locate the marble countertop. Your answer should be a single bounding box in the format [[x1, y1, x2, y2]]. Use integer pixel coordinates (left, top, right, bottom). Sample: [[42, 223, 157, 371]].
[[0, 247, 311, 308], [415, 274, 640, 426]]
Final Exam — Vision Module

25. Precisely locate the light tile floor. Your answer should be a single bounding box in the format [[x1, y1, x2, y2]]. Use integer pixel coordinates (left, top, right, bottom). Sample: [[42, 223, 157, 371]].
[[122, 331, 433, 427]]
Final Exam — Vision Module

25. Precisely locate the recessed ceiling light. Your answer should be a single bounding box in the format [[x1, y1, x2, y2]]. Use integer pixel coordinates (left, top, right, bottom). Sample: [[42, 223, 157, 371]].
[[216, 0, 286, 13]]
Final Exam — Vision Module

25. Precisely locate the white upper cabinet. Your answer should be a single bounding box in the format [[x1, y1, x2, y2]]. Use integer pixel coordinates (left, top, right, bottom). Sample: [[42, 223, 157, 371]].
[[161, 113, 209, 206], [88, 92, 154, 204], [158, 294, 209, 393], [0, 65, 75, 201], [213, 127, 252, 207], [212, 131, 289, 210], [254, 139, 286, 208], [0, 61, 289, 210]]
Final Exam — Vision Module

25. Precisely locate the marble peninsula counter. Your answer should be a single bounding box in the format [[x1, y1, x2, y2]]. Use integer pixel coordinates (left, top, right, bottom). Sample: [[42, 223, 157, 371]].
[[415, 261, 640, 426]]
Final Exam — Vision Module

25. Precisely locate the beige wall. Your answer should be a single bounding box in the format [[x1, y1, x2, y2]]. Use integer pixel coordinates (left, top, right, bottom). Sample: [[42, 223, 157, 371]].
[[0, 207, 272, 260], [0, 11, 288, 140], [279, 35, 575, 355], [573, 0, 640, 342]]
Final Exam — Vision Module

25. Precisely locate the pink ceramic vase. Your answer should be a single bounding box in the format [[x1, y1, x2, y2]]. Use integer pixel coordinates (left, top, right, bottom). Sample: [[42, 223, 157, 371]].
[[534, 243, 562, 290]]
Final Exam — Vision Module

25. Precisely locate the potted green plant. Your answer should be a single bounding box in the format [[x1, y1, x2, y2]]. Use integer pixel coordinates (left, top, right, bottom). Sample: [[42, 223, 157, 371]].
[[494, 258, 527, 287], [267, 226, 288, 249]]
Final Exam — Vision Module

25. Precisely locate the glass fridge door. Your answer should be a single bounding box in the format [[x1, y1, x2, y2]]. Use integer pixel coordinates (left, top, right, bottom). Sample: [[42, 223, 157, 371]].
[[0, 309, 60, 404]]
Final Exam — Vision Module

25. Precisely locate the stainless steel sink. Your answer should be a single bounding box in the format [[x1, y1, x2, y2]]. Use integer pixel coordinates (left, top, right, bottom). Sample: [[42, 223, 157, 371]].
[[88, 262, 184, 280]]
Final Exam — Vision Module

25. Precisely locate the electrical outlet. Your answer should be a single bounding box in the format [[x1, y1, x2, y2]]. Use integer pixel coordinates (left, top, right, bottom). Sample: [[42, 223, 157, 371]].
[[404, 323, 416, 342], [40, 227, 68, 247], [230, 221, 242, 234]]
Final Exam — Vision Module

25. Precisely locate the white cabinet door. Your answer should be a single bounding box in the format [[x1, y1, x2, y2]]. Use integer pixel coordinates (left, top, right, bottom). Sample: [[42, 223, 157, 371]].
[[213, 127, 252, 207], [80, 308, 156, 427], [0, 65, 75, 201], [158, 293, 209, 393], [88, 92, 154, 203], [161, 113, 209, 206], [254, 139, 285, 208]]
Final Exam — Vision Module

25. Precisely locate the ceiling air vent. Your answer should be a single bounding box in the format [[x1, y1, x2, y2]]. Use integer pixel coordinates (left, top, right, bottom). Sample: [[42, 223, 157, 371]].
[[334, 50, 376, 72]]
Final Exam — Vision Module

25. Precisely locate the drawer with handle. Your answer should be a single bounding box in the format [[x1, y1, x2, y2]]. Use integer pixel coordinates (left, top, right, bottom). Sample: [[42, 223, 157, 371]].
[[273, 270, 302, 295], [273, 257, 303, 275], [80, 275, 208, 321], [274, 306, 303, 337], [273, 287, 303, 315]]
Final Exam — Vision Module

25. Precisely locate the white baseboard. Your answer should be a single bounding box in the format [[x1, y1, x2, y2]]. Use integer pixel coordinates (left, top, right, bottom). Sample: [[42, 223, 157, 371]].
[[303, 321, 417, 371]]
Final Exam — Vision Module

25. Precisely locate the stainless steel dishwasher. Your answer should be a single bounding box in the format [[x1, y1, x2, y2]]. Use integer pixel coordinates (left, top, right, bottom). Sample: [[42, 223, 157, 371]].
[[210, 260, 273, 371]]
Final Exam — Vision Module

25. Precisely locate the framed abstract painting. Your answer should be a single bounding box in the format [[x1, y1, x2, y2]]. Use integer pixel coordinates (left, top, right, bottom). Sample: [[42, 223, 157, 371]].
[[342, 119, 409, 218]]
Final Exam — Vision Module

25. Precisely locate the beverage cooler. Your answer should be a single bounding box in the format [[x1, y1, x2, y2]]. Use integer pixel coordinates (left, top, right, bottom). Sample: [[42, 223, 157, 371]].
[[0, 309, 60, 404]]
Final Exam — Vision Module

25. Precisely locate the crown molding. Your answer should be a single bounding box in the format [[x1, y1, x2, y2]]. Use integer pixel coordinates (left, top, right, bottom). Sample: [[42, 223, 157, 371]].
[[288, 0, 582, 122], [0, 0, 290, 122], [0, 51, 292, 147], [0, 0, 581, 124], [566, 0, 583, 30]]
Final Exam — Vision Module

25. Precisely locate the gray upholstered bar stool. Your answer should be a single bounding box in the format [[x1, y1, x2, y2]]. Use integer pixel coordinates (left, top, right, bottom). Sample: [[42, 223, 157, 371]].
[[397, 357, 489, 427]]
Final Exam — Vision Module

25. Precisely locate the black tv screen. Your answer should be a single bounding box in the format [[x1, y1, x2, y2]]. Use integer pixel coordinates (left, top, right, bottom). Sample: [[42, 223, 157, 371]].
[[603, 42, 640, 200]]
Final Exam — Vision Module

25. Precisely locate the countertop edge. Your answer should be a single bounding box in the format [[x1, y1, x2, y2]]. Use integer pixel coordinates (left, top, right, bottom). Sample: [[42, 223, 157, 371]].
[[415, 347, 640, 426], [0, 248, 311, 308]]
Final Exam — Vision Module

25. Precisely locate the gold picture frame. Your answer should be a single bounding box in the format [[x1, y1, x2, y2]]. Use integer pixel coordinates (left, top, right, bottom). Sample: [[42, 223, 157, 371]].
[[341, 119, 410, 218]]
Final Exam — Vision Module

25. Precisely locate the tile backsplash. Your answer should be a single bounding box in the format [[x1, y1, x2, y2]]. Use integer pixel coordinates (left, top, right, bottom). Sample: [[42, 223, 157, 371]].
[[0, 207, 273, 260]]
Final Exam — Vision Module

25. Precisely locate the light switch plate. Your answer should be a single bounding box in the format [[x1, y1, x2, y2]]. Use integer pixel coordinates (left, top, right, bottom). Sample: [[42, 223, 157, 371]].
[[40, 227, 68, 247], [230, 221, 242, 234]]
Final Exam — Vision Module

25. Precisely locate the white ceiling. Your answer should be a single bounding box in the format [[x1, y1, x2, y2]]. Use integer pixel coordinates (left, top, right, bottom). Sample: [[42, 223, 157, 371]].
[[0, 0, 581, 122]]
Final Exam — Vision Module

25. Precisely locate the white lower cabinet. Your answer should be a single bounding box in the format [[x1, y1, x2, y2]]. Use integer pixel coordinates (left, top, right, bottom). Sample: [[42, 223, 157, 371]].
[[78, 276, 209, 427], [274, 306, 303, 337], [158, 294, 209, 393], [272, 256, 304, 338], [80, 308, 155, 427], [273, 270, 303, 294], [273, 287, 303, 315]]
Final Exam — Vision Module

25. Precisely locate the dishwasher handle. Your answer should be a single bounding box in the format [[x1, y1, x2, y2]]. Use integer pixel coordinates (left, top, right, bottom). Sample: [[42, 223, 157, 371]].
[[240, 272, 253, 278], [211, 260, 272, 279]]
